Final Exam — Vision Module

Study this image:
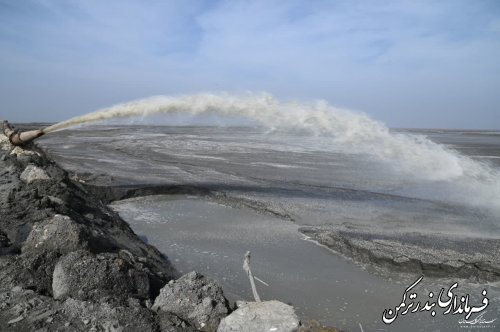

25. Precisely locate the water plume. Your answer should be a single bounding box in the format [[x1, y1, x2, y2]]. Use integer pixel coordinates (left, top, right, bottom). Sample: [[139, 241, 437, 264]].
[[43, 93, 500, 212]]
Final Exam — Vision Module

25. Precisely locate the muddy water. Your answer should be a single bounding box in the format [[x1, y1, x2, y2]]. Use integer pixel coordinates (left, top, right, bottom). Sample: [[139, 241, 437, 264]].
[[111, 195, 499, 332]]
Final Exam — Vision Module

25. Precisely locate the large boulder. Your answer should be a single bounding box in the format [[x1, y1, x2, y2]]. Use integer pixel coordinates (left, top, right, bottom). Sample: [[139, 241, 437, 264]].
[[22, 215, 90, 254], [20, 164, 50, 183], [1, 250, 61, 294], [62, 297, 160, 332], [52, 250, 151, 302], [152, 271, 230, 332], [217, 300, 300, 332], [0, 133, 10, 150], [0, 284, 166, 332]]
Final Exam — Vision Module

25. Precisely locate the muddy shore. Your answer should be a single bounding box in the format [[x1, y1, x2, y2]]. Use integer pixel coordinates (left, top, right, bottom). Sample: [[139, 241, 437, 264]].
[[81, 181, 500, 283], [33, 125, 500, 284], [3, 125, 500, 331], [1, 127, 344, 331], [0, 138, 176, 330]]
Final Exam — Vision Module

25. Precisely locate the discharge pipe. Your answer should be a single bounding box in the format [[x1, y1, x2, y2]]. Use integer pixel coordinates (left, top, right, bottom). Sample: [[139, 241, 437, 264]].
[[2, 120, 45, 146]]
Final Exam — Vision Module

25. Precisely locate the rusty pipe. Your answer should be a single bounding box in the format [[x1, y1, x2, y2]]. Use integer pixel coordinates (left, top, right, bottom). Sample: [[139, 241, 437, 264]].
[[2, 120, 45, 146]]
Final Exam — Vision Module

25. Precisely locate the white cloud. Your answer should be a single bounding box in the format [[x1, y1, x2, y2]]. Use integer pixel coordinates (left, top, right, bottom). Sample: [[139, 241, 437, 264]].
[[0, 0, 499, 128]]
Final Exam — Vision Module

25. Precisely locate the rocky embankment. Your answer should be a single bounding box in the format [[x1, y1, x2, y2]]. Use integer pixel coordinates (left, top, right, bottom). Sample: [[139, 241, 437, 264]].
[[0, 133, 339, 332]]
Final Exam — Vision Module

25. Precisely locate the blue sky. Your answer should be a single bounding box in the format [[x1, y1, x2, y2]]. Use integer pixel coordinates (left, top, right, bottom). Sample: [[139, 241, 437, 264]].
[[0, 0, 499, 128]]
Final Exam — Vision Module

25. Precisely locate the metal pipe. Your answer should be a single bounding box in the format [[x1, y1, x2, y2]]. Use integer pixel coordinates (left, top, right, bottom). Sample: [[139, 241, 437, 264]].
[[2, 121, 45, 146]]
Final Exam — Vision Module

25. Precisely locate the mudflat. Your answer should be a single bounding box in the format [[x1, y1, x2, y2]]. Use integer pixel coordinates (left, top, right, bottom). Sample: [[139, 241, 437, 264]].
[[34, 125, 500, 331]]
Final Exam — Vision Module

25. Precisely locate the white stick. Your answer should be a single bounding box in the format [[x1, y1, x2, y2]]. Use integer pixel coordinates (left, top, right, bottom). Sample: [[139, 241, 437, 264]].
[[243, 251, 261, 302], [253, 276, 269, 287]]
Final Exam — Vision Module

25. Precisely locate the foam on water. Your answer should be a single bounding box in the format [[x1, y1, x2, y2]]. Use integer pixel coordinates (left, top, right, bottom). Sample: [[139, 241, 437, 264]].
[[44, 93, 500, 213]]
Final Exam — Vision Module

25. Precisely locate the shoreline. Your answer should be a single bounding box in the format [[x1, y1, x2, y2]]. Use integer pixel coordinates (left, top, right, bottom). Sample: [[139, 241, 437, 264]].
[[0, 132, 340, 331], [2, 126, 499, 331], [81, 178, 500, 283]]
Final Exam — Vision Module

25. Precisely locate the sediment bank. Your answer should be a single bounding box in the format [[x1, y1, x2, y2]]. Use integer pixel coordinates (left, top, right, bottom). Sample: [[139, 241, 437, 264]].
[[83, 180, 500, 283]]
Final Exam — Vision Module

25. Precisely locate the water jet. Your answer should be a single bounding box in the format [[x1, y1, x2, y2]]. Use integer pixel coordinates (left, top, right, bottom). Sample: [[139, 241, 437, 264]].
[[2, 120, 45, 146]]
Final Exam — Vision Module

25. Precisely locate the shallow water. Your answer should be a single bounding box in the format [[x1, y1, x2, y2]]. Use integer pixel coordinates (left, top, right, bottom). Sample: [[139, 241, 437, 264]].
[[111, 195, 500, 332]]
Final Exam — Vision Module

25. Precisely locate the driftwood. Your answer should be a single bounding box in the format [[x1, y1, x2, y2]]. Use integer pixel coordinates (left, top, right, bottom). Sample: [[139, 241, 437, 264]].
[[243, 251, 261, 302]]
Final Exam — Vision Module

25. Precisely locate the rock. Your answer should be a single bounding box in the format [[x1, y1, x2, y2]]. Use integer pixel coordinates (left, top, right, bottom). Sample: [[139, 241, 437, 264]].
[[0, 140, 180, 331], [0, 134, 11, 150], [10, 146, 42, 158], [63, 297, 159, 332], [235, 300, 249, 308], [158, 311, 197, 332], [52, 250, 150, 302], [0, 230, 10, 248], [20, 164, 50, 183], [22, 215, 90, 254], [152, 271, 230, 332], [30, 309, 55, 322], [8, 315, 25, 325], [0, 285, 166, 331], [4, 251, 62, 294], [0, 230, 12, 255], [47, 195, 64, 206], [217, 300, 300, 332]]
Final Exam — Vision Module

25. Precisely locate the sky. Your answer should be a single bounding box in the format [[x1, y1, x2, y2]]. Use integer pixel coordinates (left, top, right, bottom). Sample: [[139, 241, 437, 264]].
[[0, 0, 499, 129]]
